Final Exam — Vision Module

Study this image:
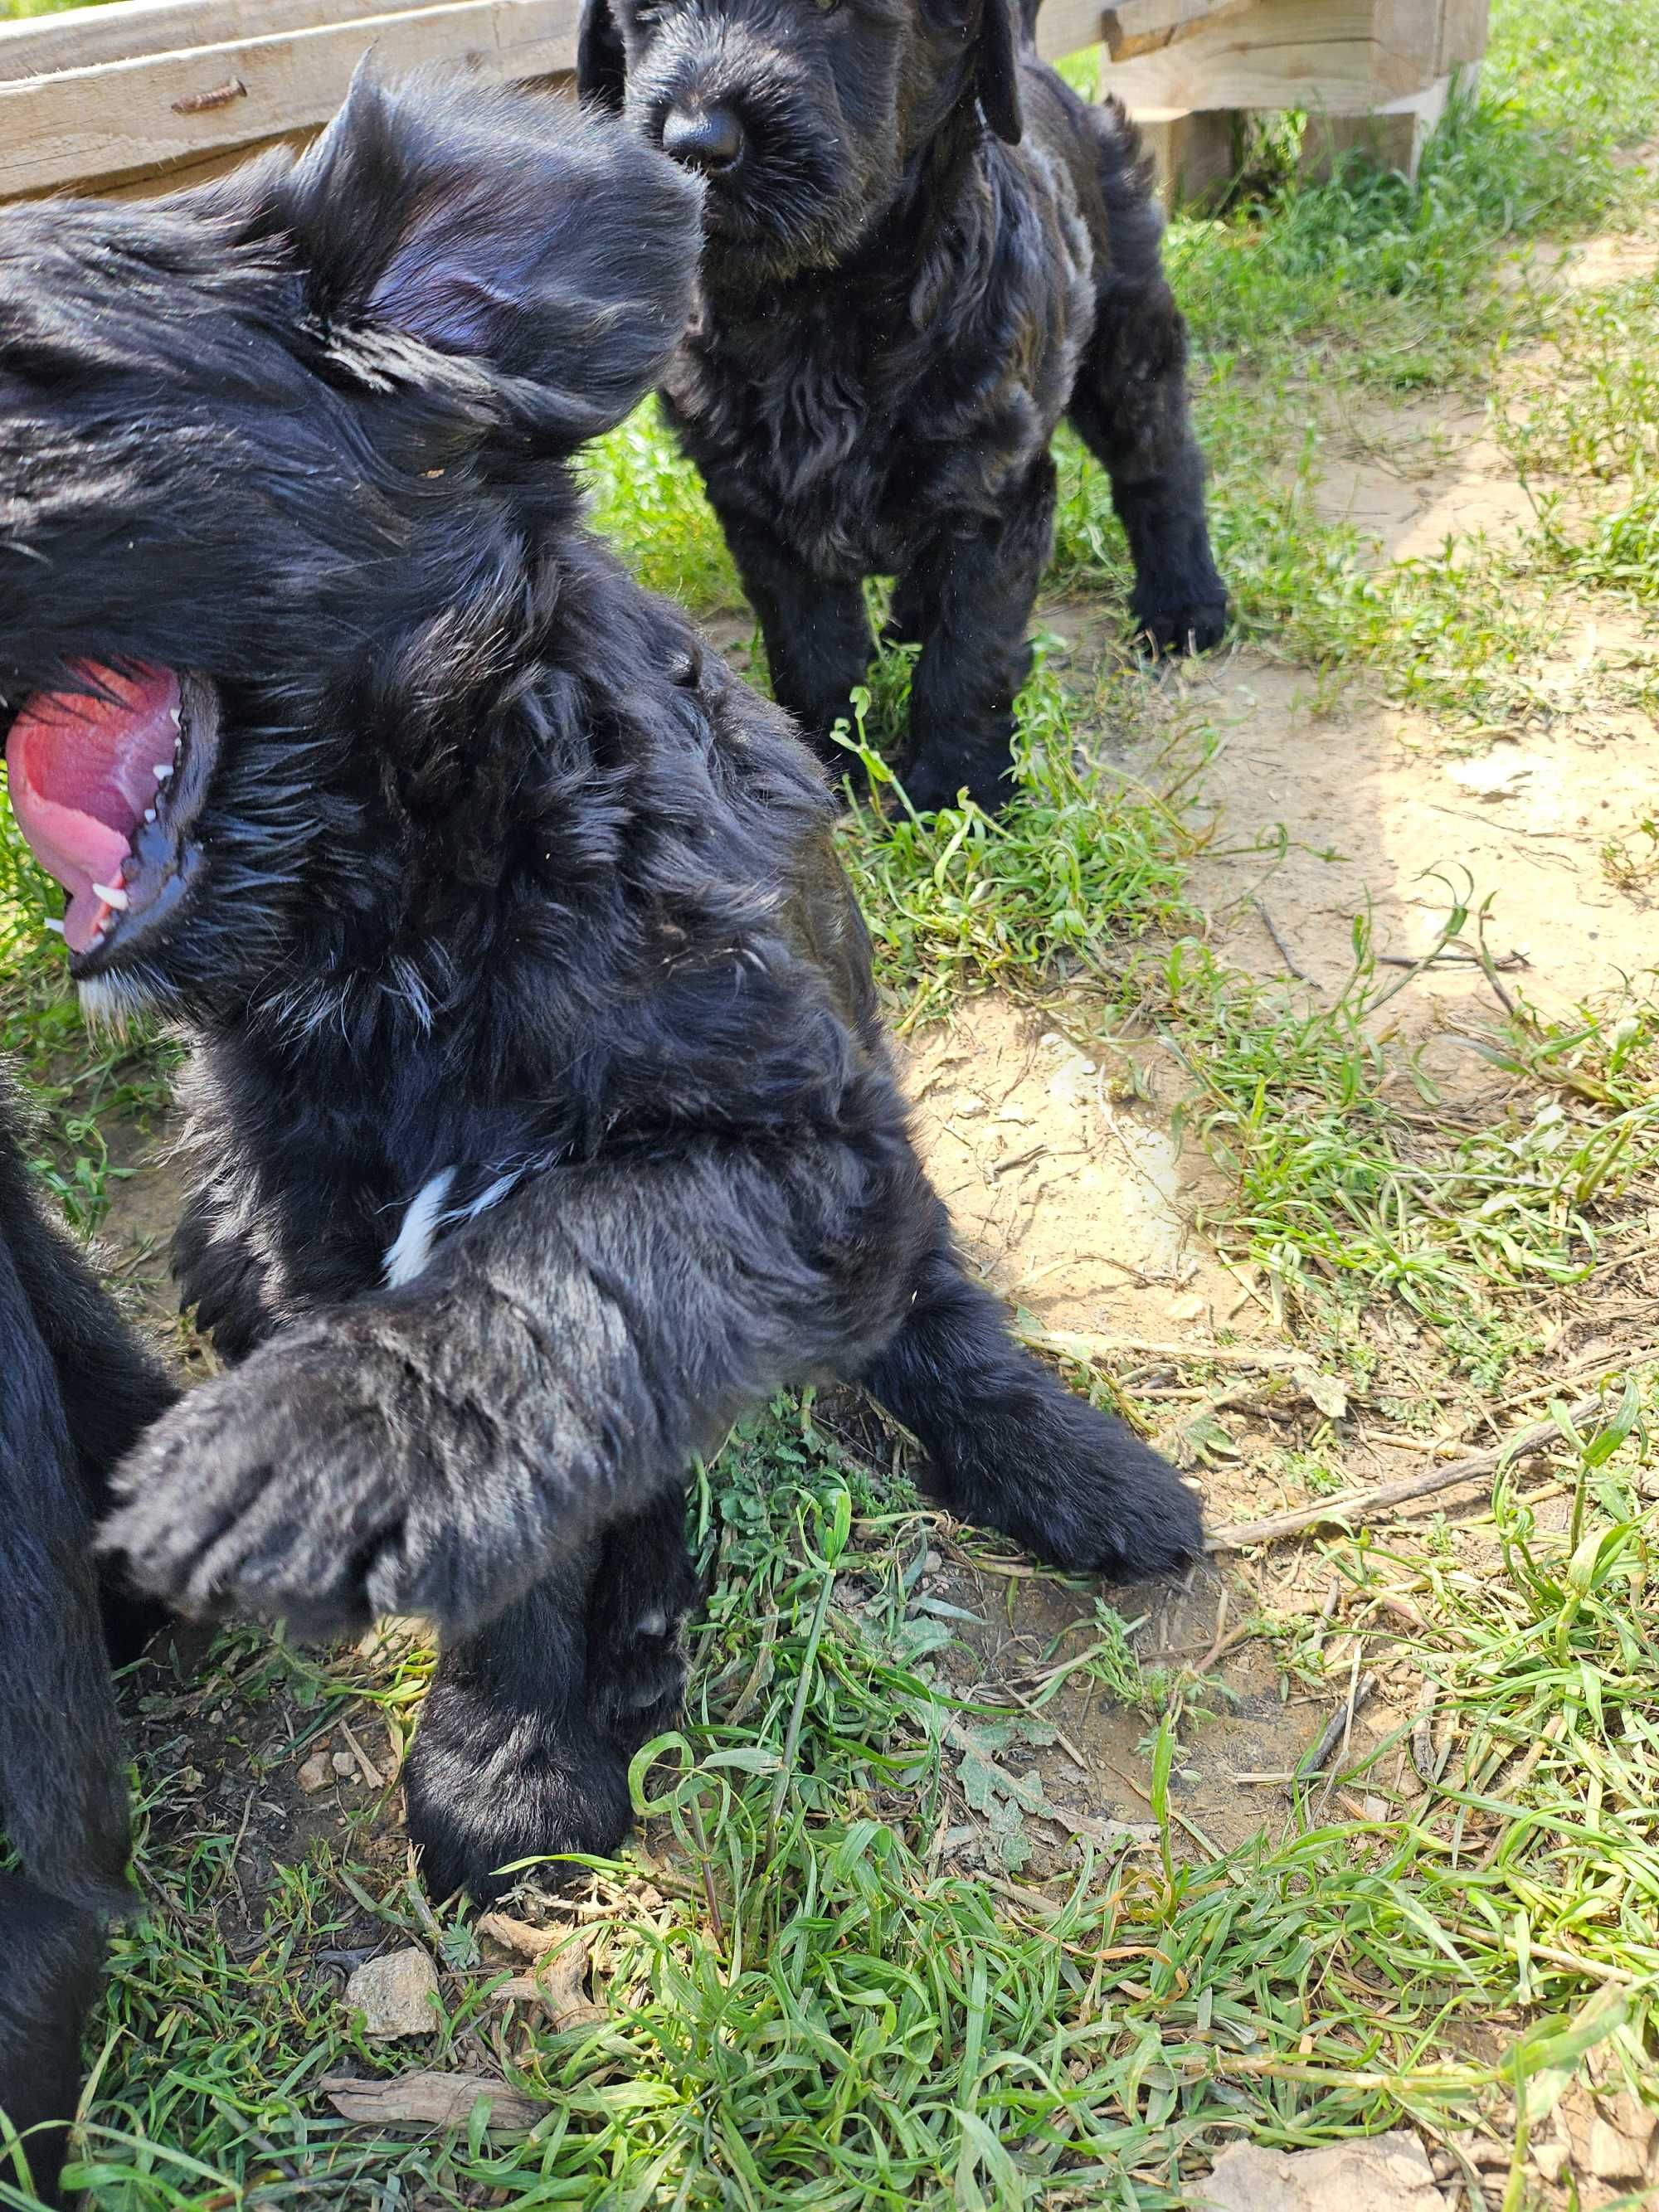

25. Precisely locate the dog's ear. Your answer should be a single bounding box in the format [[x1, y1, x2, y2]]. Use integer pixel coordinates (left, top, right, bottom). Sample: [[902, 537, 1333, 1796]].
[[274, 66, 698, 445], [577, 0, 629, 114], [975, 0, 1023, 143]]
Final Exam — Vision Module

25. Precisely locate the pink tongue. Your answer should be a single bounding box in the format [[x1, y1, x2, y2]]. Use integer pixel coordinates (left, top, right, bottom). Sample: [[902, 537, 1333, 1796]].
[[4, 663, 178, 953]]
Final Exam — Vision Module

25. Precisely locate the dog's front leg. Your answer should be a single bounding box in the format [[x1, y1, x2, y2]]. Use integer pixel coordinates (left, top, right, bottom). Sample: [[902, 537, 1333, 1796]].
[[404, 1488, 699, 1900], [1067, 270, 1228, 657], [102, 1135, 918, 1639], [713, 507, 873, 770], [896, 455, 1058, 814]]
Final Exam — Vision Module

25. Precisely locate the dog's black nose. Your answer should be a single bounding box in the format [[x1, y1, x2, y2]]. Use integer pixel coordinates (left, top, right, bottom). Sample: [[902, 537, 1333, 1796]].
[[661, 104, 745, 174]]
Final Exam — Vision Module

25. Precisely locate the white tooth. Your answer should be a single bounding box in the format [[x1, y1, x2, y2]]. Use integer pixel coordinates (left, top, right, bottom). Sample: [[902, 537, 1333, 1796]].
[[43, 917, 64, 936], [169, 707, 182, 728], [92, 882, 129, 910], [153, 763, 173, 781], [144, 807, 156, 824]]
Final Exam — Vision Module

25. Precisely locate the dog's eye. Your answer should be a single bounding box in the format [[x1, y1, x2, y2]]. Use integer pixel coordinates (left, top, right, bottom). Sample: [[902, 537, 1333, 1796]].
[[812, 0, 842, 15]]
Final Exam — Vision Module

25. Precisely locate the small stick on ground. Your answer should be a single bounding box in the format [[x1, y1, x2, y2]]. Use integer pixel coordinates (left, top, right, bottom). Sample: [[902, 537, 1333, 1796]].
[[1209, 1388, 1620, 1549], [1301, 1670, 1379, 1781], [1251, 897, 1315, 984]]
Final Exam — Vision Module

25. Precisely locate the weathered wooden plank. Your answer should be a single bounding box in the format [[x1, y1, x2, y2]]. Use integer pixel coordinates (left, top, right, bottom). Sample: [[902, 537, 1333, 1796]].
[[1438, 0, 1488, 70], [1102, 0, 1417, 114], [1134, 104, 1238, 204], [1300, 63, 1451, 178], [0, 0, 1487, 205], [1026, 0, 1107, 63], [1373, 0, 1443, 95], [0, 0, 459, 85], [0, 0, 580, 198], [1101, 0, 1252, 63]]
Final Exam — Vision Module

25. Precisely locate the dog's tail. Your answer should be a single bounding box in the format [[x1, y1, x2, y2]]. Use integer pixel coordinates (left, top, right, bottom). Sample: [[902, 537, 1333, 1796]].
[[0, 1219, 129, 2205]]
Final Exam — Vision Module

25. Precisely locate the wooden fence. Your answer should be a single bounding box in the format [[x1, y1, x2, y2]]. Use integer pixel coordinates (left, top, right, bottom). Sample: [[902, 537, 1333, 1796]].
[[0, 0, 1489, 206]]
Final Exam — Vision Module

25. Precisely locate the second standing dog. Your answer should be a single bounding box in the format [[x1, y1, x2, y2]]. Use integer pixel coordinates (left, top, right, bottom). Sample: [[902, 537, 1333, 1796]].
[[578, 0, 1228, 810]]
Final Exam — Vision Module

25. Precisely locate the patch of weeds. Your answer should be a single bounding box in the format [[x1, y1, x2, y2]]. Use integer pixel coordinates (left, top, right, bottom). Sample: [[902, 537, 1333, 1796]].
[[834, 644, 1195, 1023], [1602, 815, 1659, 896], [582, 396, 740, 615], [1094, 892, 1659, 1377]]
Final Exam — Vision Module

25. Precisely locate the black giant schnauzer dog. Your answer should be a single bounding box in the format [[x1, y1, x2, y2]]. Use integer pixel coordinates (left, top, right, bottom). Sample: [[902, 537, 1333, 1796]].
[[0, 1079, 173, 2204], [0, 72, 1200, 1906], [576, 0, 1229, 812]]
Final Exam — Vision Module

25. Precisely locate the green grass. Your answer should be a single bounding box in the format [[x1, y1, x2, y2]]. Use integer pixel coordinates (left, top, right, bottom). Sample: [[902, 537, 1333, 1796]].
[[6, 0, 1659, 2203]]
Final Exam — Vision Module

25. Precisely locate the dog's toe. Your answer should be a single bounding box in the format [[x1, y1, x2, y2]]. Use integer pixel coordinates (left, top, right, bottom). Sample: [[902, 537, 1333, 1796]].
[[1136, 600, 1230, 659]]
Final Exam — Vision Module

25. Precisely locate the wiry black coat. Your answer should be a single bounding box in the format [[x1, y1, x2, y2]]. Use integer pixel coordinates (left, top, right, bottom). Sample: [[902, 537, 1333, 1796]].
[[578, 0, 1228, 810], [0, 72, 1200, 1905], [0, 1082, 172, 2205]]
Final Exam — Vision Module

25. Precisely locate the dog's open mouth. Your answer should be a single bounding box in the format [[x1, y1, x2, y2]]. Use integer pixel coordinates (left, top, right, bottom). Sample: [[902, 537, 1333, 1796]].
[[4, 662, 217, 960]]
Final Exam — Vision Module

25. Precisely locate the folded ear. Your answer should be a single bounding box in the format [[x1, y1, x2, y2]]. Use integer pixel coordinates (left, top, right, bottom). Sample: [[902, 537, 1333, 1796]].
[[276, 66, 698, 445], [577, 0, 629, 113], [975, 0, 1023, 143]]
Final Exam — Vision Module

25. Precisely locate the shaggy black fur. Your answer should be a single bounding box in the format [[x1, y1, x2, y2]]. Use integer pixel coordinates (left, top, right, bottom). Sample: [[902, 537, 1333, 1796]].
[[0, 70, 1201, 1906], [576, 0, 1229, 811], [0, 1080, 173, 2204]]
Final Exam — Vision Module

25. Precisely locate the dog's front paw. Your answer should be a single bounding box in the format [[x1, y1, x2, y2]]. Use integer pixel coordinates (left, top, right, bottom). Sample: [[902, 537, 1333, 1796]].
[[933, 1393, 1204, 1587], [1134, 595, 1229, 659], [1024, 1412, 1204, 1583], [406, 1683, 634, 1903], [101, 1358, 406, 1632], [100, 1334, 530, 1637], [898, 744, 1012, 818]]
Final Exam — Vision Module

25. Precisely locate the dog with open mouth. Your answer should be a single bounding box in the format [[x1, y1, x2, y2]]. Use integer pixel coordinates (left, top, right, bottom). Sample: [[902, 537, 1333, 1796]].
[[0, 69, 1202, 1903], [577, 0, 1229, 811]]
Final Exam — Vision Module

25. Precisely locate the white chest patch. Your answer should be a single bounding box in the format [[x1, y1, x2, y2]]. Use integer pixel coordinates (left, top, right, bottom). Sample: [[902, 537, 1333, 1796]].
[[382, 1159, 536, 1289], [383, 1167, 457, 1289]]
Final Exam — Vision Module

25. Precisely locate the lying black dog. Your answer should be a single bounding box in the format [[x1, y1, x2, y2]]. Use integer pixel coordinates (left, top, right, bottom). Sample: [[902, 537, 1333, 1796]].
[[0, 1079, 172, 2205], [576, 0, 1229, 812], [0, 70, 1200, 1904]]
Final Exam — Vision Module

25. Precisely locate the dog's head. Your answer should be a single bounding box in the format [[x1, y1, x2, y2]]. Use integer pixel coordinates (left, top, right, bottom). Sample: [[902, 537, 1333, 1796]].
[[0, 70, 700, 1015], [577, 0, 1023, 284]]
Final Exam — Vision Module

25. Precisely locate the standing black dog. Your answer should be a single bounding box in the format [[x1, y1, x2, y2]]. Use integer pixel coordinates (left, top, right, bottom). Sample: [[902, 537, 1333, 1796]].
[[1, 71, 1200, 1906], [576, 0, 1229, 811], [0, 1079, 173, 2205]]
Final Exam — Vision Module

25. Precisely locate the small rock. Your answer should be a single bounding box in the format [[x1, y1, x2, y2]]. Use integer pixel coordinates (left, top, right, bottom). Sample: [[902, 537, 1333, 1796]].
[[1588, 2106, 1654, 2184], [297, 1752, 332, 1793], [1169, 1292, 1206, 1322], [1533, 2137, 1570, 2184], [924, 1550, 942, 1575], [345, 1947, 440, 2039], [331, 1752, 356, 1778], [1198, 2132, 1447, 2212]]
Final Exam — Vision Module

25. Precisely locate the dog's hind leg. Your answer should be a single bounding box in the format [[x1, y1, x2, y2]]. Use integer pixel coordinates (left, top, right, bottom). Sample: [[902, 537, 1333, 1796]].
[[894, 453, 1058, 814], [0, 1879, 103, 2208], [404, 1490, 697, 1901], [857, 1202, 1203, 1582], [711, 508, 873, 771], [1068, 103, 1228, 657]]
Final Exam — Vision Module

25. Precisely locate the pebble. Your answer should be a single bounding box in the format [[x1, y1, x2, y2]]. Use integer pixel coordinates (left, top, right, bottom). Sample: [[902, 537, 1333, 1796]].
[[345, 1947, 440, 2039], [296, 1752, 332, 1793]]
